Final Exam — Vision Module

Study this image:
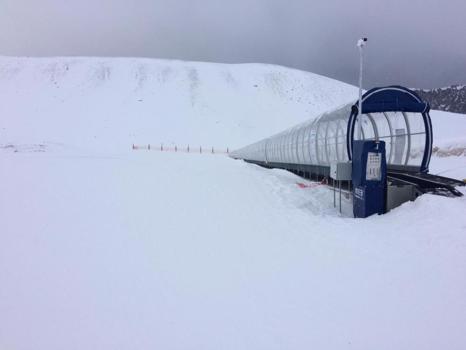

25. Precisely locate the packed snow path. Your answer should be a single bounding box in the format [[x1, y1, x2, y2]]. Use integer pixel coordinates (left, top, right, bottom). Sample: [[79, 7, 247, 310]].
[[1, 150, 465, 349]]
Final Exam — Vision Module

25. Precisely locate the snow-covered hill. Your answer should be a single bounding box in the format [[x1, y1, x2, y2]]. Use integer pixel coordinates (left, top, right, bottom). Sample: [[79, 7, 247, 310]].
[[0, 56, 357, 150], [1, 57, 465, 350]]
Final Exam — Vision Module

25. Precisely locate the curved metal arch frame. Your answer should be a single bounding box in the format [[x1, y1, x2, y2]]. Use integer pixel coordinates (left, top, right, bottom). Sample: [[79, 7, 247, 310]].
[[347, 86, 433, 173], [382, 111, 395, 164], [401, 111, 412, 166], [366, 113, 379, 141]]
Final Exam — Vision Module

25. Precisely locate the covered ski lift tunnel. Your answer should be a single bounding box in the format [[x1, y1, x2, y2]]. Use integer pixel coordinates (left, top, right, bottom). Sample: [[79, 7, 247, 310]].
[[231, 86, 432, 174], [231, 86, 464, 215]]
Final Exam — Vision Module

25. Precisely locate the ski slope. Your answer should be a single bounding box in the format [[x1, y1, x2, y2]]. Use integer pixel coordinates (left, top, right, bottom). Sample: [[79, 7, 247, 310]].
[[1, 57, 466, 349], [0, 56, 358, 150]]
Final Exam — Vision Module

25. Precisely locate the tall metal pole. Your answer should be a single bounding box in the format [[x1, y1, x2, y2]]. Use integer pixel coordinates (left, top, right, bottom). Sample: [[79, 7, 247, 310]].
[[357, 38, 367, 140]]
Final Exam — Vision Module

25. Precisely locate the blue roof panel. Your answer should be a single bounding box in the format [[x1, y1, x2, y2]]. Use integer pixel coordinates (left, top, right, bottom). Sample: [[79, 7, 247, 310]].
[[352, 86, 430, 114]]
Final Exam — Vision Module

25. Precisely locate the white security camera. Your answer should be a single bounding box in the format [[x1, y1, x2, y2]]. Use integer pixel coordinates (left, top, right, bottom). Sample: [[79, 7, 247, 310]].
[[357, 37, 368, 47]]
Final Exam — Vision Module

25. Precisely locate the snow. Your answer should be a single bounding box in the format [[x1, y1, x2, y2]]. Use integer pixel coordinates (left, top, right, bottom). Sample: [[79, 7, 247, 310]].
[[429, 110, 466, 178], [1, 57, 466, 349]]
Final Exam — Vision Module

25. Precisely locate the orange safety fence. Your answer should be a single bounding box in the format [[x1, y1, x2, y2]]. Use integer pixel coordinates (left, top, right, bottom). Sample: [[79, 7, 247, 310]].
[[132, 144, 230, 154], [296, 178, 328, 188]]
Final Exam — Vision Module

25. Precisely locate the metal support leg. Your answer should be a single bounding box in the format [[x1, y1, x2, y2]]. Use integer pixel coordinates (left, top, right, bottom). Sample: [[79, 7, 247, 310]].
[[339, 180, 342, 213]]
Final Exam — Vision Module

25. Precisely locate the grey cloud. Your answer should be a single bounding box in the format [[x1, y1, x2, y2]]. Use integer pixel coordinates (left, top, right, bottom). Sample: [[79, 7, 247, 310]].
[[1, 0, 465, 88]]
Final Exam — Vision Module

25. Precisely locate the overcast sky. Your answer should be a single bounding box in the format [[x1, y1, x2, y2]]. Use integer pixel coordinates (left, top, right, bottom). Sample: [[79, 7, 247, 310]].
[[1, 0, 465, 88]]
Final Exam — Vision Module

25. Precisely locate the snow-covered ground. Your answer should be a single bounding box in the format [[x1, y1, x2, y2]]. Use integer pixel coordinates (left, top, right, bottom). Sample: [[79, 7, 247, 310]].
[[1, 57, 465, 349]]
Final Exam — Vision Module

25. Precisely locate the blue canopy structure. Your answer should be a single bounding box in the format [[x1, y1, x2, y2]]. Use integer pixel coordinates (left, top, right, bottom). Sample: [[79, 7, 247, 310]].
[[348, 86, 432, 173]]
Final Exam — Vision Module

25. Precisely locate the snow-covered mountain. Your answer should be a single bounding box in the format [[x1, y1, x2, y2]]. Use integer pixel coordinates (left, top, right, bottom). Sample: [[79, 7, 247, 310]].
[[0, 56, 357, 151], [2, 57, 464, 155], [415, 85, 466, 114]]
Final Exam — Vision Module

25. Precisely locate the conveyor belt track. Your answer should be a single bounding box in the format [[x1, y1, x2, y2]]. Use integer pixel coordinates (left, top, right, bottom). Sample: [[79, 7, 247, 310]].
[[388, 171, 464, 197]]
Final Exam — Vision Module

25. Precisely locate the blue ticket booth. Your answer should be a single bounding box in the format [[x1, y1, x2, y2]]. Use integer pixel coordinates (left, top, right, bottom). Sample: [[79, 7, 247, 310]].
[[352, 140, 387, 218]]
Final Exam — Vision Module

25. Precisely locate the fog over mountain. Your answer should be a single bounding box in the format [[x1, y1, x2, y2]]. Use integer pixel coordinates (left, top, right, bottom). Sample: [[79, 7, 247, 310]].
[[1, 0, 465, 88]]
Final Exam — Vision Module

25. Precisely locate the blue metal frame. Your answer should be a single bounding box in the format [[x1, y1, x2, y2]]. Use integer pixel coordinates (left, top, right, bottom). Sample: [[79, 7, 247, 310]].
[[347, 86, 432, 173]]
